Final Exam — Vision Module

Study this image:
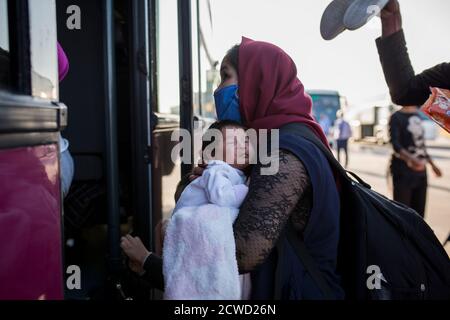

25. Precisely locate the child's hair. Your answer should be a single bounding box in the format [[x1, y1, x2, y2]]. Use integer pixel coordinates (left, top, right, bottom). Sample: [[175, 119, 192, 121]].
[[174, 120, 251, 203]]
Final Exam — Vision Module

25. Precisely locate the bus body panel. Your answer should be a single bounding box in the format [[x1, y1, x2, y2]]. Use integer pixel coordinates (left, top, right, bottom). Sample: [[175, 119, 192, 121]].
[[0, 144, 63, 300]]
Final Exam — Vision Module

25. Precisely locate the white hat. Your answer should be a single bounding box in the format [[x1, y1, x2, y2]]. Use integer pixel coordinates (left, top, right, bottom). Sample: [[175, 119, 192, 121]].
[[320, 0, 390, 40]]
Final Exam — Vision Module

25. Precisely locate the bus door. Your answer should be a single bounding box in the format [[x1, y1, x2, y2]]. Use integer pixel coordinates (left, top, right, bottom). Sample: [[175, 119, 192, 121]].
[[56, 0, 171, 300], [0, 0, 66, 300], [57, 0, 124, 299]]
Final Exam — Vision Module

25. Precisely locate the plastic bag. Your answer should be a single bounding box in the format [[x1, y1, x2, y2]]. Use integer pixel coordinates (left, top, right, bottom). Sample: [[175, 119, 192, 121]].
[[421, 87, 450, 133]]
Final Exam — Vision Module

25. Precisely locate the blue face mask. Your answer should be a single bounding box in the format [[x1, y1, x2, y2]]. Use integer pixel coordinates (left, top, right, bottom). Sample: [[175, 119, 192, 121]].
[[214, 84, 242, 123]]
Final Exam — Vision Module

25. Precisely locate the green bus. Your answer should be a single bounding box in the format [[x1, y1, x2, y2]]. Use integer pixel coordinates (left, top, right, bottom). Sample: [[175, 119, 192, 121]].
[[307, 90, 347, 126]]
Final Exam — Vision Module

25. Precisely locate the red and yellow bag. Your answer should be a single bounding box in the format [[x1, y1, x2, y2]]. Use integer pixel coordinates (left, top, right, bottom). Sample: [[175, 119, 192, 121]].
[[421, 87, 450, 133]]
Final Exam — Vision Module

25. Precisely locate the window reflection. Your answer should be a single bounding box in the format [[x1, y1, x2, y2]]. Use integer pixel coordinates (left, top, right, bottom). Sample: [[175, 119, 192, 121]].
[[155, 0, 219, 118], [0, 0, 11, 90], [198, 0, 219, 119], [156, 0, 180, 115], [192, 0, 201, 116], [29, 0, 58, 100]]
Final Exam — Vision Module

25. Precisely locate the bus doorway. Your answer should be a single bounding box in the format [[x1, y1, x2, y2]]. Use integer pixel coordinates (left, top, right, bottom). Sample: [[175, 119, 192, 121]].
[[55, 0, 213, 300]]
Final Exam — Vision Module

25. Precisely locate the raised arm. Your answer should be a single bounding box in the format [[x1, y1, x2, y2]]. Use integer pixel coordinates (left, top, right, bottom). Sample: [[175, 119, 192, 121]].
[[376, 0, 450, 106], [232, 149, 311, 273], [376, 31, 450, 106]]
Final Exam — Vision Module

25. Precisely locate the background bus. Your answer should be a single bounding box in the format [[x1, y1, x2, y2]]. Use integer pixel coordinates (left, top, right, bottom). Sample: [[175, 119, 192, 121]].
[[308, 90, 346, 123], [307, 90, 347, 141]]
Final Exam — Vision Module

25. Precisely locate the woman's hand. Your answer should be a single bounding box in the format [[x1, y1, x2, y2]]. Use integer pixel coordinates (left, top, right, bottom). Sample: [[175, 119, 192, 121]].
[[381, 0, 400, 19], [380, 0, 402, 38], [120, 235, 150, 274]]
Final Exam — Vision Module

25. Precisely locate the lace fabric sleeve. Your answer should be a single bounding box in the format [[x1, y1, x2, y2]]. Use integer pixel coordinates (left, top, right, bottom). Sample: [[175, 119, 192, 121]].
[[233, 149, 311, 273]]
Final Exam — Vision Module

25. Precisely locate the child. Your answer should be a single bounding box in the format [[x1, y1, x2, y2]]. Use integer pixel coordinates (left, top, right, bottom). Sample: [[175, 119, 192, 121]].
[[121, 120, 253, 300]]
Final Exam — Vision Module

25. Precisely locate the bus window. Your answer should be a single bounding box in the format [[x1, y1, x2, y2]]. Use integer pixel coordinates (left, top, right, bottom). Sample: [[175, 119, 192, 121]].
[[0, 0, 10, 90], [29, 0, 58, 100], [156, 0, 180, 115], [198, 0, 219, 119]]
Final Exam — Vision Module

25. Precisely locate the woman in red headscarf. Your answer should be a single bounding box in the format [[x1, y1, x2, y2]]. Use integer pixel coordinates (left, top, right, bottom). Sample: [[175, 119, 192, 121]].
[[218, 38, 344, 300], [122, 38, 344, 300]]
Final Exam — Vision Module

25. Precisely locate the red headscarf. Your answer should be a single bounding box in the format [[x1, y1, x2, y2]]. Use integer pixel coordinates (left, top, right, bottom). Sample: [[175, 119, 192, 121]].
[[238, 37, 329, 147]]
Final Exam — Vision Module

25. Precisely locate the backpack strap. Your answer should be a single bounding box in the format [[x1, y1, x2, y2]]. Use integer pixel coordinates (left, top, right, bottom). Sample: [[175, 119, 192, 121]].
[[285, 223, 335, 300], [280, 123, 371, 189], [273, 223, 336, 300], [274, 240, 285, 300], [276, 123, 369, 300]]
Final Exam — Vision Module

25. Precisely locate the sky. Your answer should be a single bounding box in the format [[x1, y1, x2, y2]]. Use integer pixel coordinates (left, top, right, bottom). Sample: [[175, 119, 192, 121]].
[[208, 0, 450, 107]]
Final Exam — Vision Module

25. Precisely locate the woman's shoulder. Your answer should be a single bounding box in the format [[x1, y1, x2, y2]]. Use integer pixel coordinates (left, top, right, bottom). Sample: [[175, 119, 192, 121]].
[[278, 133, 336, 185], [278, 148, 304, 166], [266, 148, 311, 184], [278, 134, 324, 163]]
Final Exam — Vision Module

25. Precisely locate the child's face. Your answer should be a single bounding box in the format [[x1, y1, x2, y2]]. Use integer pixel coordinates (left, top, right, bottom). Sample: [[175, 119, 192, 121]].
[[218, 126, 252, 171]]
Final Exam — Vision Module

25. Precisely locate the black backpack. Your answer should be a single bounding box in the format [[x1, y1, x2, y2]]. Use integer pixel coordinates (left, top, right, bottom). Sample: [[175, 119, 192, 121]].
[[281, 123, 450, 300]]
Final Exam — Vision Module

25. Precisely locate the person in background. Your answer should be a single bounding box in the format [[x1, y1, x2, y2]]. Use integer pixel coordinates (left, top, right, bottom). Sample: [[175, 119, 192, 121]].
[[389, 105, 442, 218], [377, 0, 450, 106], [319, 113, 332, 137], [57, 43, 74, 197], [333, 111, 352, 168]]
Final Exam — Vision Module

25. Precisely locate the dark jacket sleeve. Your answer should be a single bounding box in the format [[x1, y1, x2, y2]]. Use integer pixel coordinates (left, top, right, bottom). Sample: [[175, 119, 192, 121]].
[[376, 29, 450, 106], [389, 113, 403, 153], [142, 253, 164, 291]]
